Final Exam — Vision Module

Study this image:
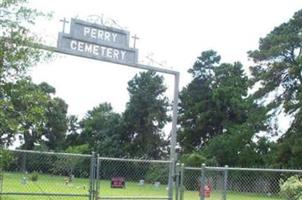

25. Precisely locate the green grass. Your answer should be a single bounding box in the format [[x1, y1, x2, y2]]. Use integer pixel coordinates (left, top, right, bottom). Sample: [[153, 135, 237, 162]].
[[1, 173, 282, 200]]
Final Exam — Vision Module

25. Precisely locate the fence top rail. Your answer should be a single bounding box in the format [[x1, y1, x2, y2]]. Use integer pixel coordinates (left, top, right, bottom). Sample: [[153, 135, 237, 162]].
[[184, 167, 203, 171], [98, 196, 169, 199], [225, 167, 302, 173], [6, 149, 92, 158], [185, 165, 302, 173], [98, 156, 171, 164]]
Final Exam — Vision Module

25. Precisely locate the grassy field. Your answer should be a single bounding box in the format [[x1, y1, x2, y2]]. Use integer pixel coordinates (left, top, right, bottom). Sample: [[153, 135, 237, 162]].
[[1, 173, 282, 200]]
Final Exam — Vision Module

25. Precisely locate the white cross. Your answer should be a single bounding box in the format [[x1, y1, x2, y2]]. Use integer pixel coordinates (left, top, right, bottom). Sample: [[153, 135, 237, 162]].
[[132, 34, 140, 48], [60, 18, 69, 33]]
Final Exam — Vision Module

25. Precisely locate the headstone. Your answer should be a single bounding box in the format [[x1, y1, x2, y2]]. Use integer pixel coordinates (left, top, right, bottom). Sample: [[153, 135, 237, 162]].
[[154, 181, 160, 188], [111, 177, 125, 188], [138, 179, 144, 186], [21, 176, 27, 185]]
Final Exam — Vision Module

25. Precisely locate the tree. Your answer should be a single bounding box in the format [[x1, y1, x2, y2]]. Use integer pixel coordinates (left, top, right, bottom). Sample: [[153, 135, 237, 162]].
[[248, 9, 302, 168], [178, 50, 267, 160], [122, 71, 170, 159], [1, 79, 69, 151], [35, 82, 69, 150], [179, 51, 246, 152], [43, 97, 68, 151], [80, 103, 124, 157], [0, 0, 51, 147], [64, 115, 82, 148], [3, 79, 49, 149], [0, 0, 51, 82]]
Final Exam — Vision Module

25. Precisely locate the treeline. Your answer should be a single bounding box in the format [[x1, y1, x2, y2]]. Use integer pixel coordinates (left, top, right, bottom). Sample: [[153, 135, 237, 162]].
[[1, 0, 302, 169]]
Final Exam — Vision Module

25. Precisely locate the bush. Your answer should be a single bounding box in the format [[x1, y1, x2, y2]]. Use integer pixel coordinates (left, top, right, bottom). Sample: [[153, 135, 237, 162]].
[[30, 172, 39, 182], [180, 152, 207, 167], [280, 175, 302, 200], [145, 163, 169, 184], [0, 150, 13, 171]]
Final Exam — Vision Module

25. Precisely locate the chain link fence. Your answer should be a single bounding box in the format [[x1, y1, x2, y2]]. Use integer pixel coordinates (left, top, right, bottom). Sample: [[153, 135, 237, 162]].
[[0, 149, 93, 200], [178, 164, 302, 200], [2, 149, 302, 200], [0, 149, 172, 200]]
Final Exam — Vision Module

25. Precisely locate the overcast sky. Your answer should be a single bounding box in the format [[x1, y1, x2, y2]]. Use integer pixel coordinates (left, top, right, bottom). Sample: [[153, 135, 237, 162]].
[[27, 0, 302, 134]]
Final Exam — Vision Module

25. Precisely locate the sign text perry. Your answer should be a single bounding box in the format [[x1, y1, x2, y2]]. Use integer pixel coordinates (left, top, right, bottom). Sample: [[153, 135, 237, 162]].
[[70, 18, 130, 48]]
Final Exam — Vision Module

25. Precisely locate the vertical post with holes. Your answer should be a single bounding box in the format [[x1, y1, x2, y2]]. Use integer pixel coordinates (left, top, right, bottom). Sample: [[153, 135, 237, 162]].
[[180, 164, 185, 200], [200, 164, 206, 200], [223, 165, 228, 200], [95, 154, 100, 200], [175, 163, 180, 200], [89, 152, 96, 200]]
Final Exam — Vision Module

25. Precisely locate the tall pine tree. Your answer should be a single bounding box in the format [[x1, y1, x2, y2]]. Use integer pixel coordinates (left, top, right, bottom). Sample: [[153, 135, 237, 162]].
[[178, 50, 266, 159], [122, 71, 170, 159], [249, 10, 302, 168]]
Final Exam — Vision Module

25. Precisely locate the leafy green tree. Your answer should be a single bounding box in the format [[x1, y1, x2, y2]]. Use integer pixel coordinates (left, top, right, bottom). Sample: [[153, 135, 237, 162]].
[[0, 0, 51, 147], [80, 103, 124, 157], [178, 50, 252, 153], [248, 9, 302, 168], [0, 79, 69, 150], [3, 79, 49, 149], [64, 115, 82, 148], [122, 71, 170, 159], [37, 82, 68, 151], [178, 50, 269, 167], [43, 97, 68, 151], [0, 0, 51, 82]]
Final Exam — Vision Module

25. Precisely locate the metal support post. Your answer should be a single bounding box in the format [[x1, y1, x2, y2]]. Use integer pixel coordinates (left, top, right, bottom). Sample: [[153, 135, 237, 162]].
[[170, 72, 180, 164], [180, 164, 184, 200], [95, 154, 100, 200], [223, 165, 228, 200], [175, 163, 180, 200], [168, 72, 180, 200], [200, 163, 206, 200], [168, 159, 174, 200], [89, 152, 96, 200]]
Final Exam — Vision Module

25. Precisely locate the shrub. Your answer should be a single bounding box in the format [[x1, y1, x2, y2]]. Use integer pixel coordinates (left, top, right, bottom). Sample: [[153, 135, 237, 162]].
[[0, 150, 13, 171], [145, 163, 168, 184], [280, 175, 302, 200], [30, 172, 39, 182]]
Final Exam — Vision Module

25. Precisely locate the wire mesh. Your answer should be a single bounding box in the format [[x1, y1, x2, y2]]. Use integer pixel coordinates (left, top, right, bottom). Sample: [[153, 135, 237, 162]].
[[97, 157, 171, 199], [3, 149, 301, 200], [1, 150, 91, 200], [181, 166, 302, 200], [226, 168, 302, 200]]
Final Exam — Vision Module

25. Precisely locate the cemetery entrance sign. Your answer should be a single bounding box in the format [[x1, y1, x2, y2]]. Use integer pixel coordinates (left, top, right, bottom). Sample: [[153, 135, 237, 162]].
[[57, 18, 138, 65]]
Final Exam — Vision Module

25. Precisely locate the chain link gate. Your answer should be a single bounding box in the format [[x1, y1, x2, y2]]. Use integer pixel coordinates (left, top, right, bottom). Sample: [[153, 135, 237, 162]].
[[174, 164, 226, 200]]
